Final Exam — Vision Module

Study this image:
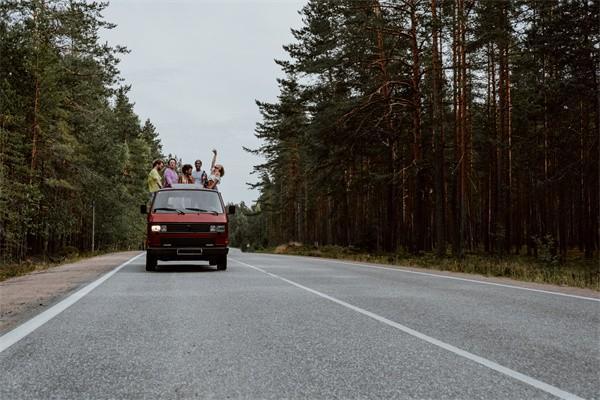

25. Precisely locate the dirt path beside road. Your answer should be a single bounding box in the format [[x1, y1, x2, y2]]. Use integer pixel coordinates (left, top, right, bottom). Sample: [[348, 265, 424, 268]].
[[0, 251, 141, 334]]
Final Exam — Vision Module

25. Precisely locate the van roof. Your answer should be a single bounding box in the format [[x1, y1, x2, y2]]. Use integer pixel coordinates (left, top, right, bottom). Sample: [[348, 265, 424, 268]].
[[159, 184, 213, 191]]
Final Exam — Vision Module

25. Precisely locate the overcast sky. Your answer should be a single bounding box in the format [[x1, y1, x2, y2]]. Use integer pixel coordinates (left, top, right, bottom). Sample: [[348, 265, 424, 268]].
[[100, 0, 305, 205]]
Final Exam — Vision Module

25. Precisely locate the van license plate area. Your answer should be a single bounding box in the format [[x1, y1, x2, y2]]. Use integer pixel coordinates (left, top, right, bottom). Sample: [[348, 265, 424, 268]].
[[177, 248, 203, 255], [162, 238, 213, 247]]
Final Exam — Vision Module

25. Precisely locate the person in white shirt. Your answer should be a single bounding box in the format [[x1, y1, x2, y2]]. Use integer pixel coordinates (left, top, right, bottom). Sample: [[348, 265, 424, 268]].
[[205, 149, 224, 190], [192, 159, 207, 186]]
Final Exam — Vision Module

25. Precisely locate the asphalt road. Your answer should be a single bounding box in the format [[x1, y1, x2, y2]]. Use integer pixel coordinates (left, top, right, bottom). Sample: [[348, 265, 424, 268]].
[[1, 249, 598, 399]]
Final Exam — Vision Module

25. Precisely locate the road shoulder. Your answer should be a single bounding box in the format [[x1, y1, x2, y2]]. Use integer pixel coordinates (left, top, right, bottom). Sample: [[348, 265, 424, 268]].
[[257, 252, 600, 299], [0, 251, 141, 334]]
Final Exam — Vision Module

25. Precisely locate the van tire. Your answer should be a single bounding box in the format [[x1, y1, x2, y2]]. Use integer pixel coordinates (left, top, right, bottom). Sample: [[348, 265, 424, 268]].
[[146, 253, 157, 271], [216, 256, 227, 271]]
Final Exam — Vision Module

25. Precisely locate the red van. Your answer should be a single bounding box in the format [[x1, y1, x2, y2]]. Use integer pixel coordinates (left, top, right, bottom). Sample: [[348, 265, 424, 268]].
[[141, 185, 235, 271]]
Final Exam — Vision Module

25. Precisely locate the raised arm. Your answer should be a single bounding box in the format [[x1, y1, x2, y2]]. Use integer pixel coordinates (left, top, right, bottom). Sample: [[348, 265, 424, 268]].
[[211, 149, 217, 169]]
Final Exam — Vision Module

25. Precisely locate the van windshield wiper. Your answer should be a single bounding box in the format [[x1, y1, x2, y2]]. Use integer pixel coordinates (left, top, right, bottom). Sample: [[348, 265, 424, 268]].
[[185, 208, 219, 215], [153, 207, 185, 215]]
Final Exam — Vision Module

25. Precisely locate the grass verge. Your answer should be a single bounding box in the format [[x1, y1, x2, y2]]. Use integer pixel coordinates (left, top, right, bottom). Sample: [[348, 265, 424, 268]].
[[0, 250, 109, 282], [258, 244, 599, 290]]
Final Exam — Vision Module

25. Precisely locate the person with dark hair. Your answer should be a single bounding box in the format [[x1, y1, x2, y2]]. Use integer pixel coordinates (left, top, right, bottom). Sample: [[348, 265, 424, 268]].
[[178, 164, 195, 184], [205, 149, 224, 190], [163, 158, 178, 188], [192, 159, 207, 186], [147, 159, 164, 195]]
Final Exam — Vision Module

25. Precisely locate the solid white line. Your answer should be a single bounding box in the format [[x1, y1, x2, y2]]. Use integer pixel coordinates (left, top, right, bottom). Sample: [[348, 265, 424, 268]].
[[231, 258, 586, 400], [261, 253, 600, 302], [0, 252, 144, 354]]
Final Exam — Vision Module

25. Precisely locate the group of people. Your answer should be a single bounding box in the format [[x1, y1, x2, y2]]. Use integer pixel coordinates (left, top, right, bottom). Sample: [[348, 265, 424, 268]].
[[147, 149, 225, 196]]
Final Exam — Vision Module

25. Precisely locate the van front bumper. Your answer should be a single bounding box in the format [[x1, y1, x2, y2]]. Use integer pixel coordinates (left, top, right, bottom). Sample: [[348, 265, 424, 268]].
[[147, 246, 229, 261]]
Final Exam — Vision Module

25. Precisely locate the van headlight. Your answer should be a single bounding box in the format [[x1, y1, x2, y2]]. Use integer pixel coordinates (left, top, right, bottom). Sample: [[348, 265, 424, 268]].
[[210, 225, 225, 233], [151, 225, 166, 232]]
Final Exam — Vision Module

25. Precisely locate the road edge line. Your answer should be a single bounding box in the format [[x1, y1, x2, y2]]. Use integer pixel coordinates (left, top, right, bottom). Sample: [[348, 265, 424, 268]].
[[257, 252, 600, 302], [0, 252, 144, 354], [231, 257, 586, 400]]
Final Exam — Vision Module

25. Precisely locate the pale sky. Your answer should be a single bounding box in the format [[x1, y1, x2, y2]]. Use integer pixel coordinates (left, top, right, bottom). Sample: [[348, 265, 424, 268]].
[[100, 0, 305, 205]]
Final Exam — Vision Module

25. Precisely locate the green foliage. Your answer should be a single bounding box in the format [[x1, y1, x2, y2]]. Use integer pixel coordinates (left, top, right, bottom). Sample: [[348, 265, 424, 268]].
[[246, 0, 599, 269], [228, 201, 268, 251], [533, 235, 560, 267], [0, 1, 163, 264], [267, 245, 599, 290]]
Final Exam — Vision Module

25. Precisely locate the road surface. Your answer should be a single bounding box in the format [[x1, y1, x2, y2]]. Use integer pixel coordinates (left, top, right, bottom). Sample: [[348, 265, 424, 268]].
[[1, 249, 598, 399]]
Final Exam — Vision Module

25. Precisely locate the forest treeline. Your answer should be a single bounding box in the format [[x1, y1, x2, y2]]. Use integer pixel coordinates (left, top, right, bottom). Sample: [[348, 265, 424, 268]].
[[244, 0, 599, 260], [0, 1, 162, 263]]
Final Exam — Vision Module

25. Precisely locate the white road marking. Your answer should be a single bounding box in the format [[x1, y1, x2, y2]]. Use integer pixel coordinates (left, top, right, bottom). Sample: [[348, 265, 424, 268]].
[[231, 257, 586, 400], [261, 253, 600, 302], [0, 252, 144, 354]]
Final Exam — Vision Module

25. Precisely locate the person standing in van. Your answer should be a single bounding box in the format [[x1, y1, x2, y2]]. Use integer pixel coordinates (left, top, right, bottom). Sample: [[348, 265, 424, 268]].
[[147, 159, 164, 195], [178, 164, 195, 184], [192, 159, 207, 186], [205, 149, 224, 190], [163, 158, 179, 188]]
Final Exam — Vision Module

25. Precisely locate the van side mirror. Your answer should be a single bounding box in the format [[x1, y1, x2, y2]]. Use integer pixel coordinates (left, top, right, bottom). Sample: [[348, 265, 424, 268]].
[[140, 205, 147, 214], [227, 205, 236, 215]]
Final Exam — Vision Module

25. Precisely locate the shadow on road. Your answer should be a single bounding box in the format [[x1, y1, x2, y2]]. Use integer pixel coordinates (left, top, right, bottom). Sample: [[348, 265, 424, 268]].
[[157, 263, 220, 273], [131, 263, 222, 273]]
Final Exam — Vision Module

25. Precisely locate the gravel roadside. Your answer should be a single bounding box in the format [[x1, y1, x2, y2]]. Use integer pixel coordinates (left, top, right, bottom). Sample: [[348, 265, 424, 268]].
[[0, 251, 142, 334]]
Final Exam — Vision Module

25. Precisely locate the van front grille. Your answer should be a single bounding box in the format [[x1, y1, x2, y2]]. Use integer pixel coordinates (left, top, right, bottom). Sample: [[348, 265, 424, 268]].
[[164, 224, 211, 233], [160, 238, 214, 247]]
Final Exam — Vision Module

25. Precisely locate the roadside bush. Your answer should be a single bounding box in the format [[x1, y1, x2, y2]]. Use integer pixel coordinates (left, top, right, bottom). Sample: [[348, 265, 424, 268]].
[[264, 244, 598, 289], [533, 235, 560, 267], [49, 246, 79, 262]]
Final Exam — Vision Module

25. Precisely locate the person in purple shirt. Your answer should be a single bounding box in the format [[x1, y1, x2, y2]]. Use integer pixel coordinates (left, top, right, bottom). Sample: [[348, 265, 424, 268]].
[[163, 158, 179, 188]]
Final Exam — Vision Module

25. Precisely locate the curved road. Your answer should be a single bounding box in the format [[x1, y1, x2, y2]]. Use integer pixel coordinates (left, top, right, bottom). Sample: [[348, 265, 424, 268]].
[[1, 249, 598, 399]]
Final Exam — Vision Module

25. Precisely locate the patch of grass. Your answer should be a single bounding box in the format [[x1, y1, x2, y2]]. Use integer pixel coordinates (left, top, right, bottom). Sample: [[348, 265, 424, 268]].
[[263, 244, 599, 290]]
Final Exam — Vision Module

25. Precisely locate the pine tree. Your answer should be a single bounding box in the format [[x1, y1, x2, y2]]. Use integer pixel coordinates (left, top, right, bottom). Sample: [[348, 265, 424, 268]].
[[0, 0, 163, 262]]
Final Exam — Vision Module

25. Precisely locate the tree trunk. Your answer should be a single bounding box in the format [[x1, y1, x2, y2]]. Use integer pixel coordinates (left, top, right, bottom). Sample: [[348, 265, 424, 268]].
[[431, 0, 445, 257], [410, 0, 424, 254]]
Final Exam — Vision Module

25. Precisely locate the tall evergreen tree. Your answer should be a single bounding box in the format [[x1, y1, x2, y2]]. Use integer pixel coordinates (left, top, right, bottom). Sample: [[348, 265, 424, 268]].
[[0, 0, 164, 262], [246, 0, 598, 265]]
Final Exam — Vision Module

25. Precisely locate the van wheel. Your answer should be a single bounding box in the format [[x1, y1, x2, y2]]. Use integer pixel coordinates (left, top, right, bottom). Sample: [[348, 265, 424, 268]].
[[146, 253, 157, 271], [216, 256, 227, 271]]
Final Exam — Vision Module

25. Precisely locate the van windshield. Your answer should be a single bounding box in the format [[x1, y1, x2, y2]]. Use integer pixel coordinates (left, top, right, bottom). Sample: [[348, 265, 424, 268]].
[[152, 190, 223, 214]]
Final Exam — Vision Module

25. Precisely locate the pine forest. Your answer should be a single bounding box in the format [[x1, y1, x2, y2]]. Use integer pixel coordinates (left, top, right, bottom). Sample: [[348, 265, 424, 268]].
[[239, 0, 599, 268], [0, 1, 162, 264], [1, 0, 598, 283]]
